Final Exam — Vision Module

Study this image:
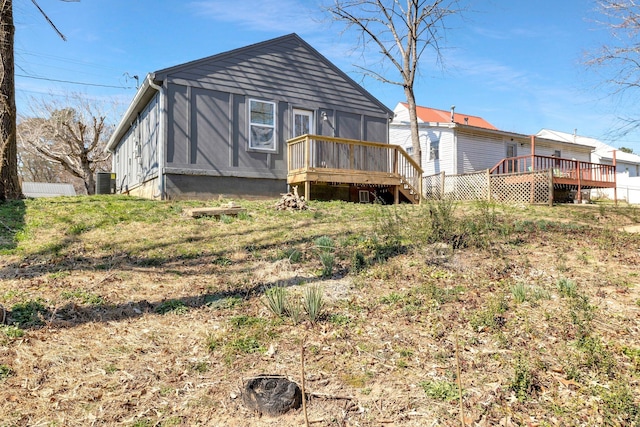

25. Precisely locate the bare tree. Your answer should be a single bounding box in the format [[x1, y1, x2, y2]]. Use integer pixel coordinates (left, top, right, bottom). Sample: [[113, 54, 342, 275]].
[[0, 0, 21, 201], [586, 0, 640, 133], [325, 0, 462, 166], [19, 94, 113, 195], [0, 0, 78, 201]]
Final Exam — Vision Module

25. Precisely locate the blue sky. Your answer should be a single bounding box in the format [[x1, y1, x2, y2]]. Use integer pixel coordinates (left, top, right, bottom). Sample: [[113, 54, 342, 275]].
[[14, 0, 640, 153]]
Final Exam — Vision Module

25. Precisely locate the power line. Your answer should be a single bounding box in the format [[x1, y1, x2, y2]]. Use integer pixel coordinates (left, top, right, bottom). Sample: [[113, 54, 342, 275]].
[[16, 73, 134, 89]]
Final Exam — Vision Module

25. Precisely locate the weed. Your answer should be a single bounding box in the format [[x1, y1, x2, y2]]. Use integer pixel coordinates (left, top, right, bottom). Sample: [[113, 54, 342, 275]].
[[511, 282, 528, 303], [204, 294, 242, 309], [510, 354, 538, 402], [277, 247, 302, 263], [229, 336, 262, 354], [380, 292, 403, 305], [61, 289, 104, 305], [219, 214, 234, 224], [104, 364, 119, 374], [328, 313, 351, 326], [0, 325, 24, 339], [212, 256, 233, 266], [599, 381, 640, 424], [557, 278, 578, 298], [131, 419, 154, 427], [319, 251, 335, 277], [341, 371, 374, 388], [10, 299, 48, 328], [0, 364, 14, 380], [577, 336, 616, 376], [420, 379, 459, 401], [469, 294, 508, 332], [303, 285, 324, 324], [189, 360, 209, 373], [155, 299, 188, 315], [351, 250, 367, 273], [229, 315, 264, 328]]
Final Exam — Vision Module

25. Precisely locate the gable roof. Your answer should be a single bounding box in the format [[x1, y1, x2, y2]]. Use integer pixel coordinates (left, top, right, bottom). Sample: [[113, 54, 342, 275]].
[[396, 102, 498, 130], [107, 34, 392, 152], [537, 129, 640, 164]]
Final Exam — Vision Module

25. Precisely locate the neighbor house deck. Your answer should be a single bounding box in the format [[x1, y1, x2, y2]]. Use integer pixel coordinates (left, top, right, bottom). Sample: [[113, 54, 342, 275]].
[[287, 135, 422, 204], [490, 154, 616, 200]]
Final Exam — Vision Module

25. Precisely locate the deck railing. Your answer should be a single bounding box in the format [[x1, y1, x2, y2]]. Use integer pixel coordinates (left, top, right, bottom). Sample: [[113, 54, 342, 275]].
[[490, 155, 616, 186], [287, 134, 423, 199]]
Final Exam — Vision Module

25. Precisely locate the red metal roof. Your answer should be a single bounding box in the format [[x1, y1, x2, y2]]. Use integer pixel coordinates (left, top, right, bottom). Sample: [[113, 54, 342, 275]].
[[401, 103, 498, 130]]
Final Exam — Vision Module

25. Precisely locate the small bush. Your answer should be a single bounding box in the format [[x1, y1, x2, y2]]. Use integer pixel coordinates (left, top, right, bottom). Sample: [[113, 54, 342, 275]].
[[263, 285, 288, 317], [510, 354, 538, 402], [351, 250, 367, 273], [314, 235, 334, 252], [10, 299, 48, 328]]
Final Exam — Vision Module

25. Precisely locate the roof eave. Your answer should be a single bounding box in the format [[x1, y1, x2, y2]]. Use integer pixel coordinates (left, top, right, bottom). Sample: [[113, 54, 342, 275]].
[[105, 73, 160, 153]]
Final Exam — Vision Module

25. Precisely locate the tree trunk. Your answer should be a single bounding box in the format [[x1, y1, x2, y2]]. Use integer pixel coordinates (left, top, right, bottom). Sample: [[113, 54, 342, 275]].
[[0, 0, 21, 201], [404, 86, 422, 167]]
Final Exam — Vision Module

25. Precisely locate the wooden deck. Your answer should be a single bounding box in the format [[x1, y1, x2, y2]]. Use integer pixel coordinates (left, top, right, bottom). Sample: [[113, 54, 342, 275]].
[[490, 155, 616, 200], [287, 135, 423, 204]]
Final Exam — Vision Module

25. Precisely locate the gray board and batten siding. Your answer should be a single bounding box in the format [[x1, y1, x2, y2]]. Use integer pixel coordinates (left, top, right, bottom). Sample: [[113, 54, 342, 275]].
[[108, 33, 393, 200]]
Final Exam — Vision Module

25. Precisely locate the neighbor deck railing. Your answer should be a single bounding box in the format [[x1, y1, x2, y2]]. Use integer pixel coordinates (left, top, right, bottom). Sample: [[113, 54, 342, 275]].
[[287, 134, 422, 200], [490, 155, 616, 187]]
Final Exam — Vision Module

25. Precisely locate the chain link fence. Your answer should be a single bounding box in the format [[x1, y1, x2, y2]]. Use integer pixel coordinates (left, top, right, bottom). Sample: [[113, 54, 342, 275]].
[[423, 169, 553, 205]]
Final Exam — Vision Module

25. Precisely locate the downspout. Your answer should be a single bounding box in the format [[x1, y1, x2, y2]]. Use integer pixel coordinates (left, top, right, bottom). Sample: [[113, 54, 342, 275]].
[[452, 123, 458, 174], [148, 76, 166, 200]]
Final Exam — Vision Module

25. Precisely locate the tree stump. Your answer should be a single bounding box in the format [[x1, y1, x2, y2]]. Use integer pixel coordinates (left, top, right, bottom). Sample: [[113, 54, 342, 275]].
[[242, 375, 302, 416]]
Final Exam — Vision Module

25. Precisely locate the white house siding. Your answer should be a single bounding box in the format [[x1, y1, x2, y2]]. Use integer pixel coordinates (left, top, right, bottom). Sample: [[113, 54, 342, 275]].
[[389, 124, 454, 175], [456, 131, 509, 174], [113, 94, 160, 191], [533, 140, 591, 161]]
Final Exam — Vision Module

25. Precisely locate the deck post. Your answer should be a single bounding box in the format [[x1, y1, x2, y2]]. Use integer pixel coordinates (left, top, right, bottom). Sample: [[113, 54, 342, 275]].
[[486, 169, 492, 202], [576, 160, 582, 202], [530, 135, 536, 171], [548, 168, 553, 206], [394, 186, 399, 204], [613, 149, 618, 206], [440, 171, 446, 200]]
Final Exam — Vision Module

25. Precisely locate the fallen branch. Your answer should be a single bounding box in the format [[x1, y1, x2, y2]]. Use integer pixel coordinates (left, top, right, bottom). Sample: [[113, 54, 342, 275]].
[[307, 392, 354, 400]]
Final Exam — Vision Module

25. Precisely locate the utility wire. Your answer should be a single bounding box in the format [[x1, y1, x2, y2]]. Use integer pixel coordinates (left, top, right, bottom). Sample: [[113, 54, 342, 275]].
[[16, 73, 134, 89]]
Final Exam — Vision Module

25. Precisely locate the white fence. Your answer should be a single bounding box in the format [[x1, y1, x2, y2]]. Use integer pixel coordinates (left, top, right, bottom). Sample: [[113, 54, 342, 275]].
[[423, 170, 553, 205]]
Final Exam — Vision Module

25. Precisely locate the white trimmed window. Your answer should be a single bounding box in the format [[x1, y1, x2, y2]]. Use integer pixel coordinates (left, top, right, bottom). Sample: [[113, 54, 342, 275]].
[[429, 140, 439, 161], [249, 99, 276, 152]]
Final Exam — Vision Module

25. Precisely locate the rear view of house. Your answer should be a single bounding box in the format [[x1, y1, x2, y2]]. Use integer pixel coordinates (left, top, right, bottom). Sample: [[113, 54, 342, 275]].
[[106, 34, 393, 200]]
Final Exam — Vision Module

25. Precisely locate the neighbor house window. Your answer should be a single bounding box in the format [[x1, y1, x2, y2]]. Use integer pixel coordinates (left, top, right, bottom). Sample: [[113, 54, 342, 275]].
[[429, 140, 439, 161], [249, 99, 276, 152]]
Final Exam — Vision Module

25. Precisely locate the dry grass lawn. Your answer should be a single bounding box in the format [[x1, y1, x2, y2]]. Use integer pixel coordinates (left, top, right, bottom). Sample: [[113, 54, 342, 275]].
[[0, 196, 639, 426]]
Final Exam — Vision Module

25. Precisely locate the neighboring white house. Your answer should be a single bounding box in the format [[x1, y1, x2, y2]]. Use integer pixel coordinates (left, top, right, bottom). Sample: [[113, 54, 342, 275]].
[[390, 103, 593, 176], [537, 129, 640, 203]]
